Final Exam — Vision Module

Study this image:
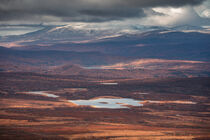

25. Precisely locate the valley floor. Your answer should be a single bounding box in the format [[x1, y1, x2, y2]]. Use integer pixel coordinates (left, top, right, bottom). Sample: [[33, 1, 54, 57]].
[[0, 72, 210, 140]]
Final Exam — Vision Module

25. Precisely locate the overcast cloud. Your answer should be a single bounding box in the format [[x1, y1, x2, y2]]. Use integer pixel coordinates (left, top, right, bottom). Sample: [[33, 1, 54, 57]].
[[0, 0, 207, 23]]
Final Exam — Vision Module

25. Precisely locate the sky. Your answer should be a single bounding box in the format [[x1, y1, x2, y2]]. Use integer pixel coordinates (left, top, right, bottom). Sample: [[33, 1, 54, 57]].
[[0, 0, 210, 30]]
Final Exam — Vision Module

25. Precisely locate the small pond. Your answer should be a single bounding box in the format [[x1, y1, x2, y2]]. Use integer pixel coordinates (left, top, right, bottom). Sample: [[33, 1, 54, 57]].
[[69, 97, 143, 109], [101, 83, 118, 85], [26, 91, 59, 98]]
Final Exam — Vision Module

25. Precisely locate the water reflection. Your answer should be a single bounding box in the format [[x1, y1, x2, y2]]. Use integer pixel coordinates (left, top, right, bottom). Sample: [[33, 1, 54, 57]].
[[69, 97, 143, 109], [26, 91, 59, 98]]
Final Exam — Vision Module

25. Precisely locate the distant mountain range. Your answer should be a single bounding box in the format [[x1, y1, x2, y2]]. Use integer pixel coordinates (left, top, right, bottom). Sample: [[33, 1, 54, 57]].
[[0, 24, 208, 43], [0, 25, 208, 61], [0, 24, 210, 78]]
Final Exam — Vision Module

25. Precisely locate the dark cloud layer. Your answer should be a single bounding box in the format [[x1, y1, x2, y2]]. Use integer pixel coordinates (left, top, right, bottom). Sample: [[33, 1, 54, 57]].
[[0, 0, 206, 23]]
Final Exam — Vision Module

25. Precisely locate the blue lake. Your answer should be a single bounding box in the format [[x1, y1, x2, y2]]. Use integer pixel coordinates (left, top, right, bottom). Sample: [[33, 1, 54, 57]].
[[69, 97, 143, 109]]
